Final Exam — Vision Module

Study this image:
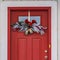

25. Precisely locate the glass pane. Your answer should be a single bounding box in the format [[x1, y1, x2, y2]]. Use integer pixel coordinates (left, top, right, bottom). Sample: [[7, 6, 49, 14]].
[[30, 16, 40, 25], [18, 16, 40, 25]]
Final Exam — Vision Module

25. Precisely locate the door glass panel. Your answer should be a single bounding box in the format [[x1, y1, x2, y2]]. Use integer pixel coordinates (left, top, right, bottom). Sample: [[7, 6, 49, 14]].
[[30, 16, 40, 25], [18, 16, 40, 25]]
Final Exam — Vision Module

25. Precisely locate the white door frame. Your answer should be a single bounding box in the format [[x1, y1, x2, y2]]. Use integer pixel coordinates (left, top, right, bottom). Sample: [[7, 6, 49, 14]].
[[0, 1, 57, 60]]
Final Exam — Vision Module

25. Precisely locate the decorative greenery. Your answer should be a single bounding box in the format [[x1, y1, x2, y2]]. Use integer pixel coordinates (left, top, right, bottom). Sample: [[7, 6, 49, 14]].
[[11, 19, 47, 35]]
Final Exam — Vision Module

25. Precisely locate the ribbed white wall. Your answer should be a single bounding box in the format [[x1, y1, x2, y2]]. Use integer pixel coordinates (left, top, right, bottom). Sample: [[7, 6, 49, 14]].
[[58, 0, 60, 60], [4, 0, 52, 1], [4, 0, 53, 1]]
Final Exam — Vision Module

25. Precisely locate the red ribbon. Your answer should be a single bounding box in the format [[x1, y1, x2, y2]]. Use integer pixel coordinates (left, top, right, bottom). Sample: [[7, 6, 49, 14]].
[[25, 19, 36, 26]]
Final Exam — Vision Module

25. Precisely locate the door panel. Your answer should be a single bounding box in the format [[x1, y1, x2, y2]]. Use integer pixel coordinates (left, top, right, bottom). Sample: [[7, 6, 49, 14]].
[[8, 7, 51, 60], [17, 38, 27, 60], [33, 39, 41, 60], [27, 38, 33, 60]]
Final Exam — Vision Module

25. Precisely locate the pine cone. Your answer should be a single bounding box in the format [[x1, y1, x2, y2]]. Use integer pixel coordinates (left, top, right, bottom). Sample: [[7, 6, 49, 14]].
[[25, 30, 29, 35], [28, 28, 33, 34]]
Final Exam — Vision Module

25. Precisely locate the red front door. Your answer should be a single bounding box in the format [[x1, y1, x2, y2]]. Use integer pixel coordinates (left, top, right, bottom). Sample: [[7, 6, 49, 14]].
[[8, 7, 51, 60]]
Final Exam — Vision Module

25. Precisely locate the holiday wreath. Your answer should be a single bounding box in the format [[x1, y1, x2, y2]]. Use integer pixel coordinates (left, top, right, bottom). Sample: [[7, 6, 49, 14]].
[[11, 19, 47, 35]]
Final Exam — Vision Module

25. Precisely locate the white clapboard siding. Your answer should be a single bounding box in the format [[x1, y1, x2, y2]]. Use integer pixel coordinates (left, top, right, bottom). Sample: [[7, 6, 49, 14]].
[[4, 0, 53, 1], [3, 0, 57, 1]]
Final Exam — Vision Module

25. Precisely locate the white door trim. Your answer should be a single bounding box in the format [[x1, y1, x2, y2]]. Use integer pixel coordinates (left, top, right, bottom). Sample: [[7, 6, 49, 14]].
[[0, 1, 57, 60]]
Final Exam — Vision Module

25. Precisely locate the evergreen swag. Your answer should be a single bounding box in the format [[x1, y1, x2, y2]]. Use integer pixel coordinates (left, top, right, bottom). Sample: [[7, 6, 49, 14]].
[[11, 19, 47, 35]]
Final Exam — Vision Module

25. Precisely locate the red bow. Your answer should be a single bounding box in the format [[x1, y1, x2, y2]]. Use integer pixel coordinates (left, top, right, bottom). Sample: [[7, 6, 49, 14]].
[[25, 19, 36, 26]]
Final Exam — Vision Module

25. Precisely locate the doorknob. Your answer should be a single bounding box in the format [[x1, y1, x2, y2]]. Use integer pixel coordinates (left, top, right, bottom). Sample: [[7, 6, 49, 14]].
[[44, 55, 48, 59]]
